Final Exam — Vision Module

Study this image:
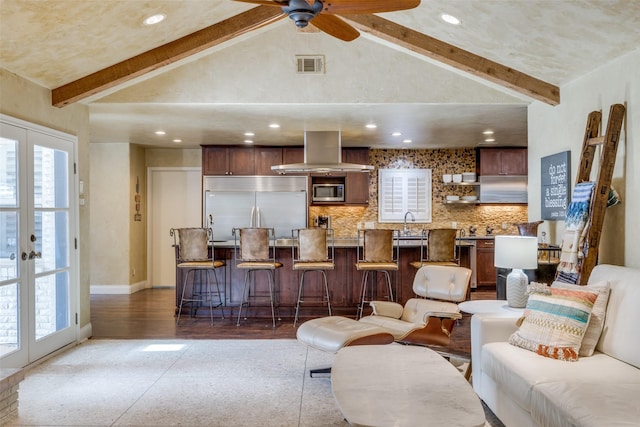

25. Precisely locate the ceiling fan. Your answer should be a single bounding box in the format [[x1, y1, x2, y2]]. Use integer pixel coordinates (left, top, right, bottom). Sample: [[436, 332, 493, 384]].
[[233, 0, 421, 41]]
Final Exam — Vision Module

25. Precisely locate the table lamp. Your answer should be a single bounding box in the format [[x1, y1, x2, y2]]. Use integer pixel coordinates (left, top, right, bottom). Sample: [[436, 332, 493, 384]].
[[494, 235, 538, 308]]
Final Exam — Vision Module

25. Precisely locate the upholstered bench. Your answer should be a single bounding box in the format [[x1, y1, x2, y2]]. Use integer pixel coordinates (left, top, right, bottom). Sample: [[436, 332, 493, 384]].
[[296, 316, 394, 376]]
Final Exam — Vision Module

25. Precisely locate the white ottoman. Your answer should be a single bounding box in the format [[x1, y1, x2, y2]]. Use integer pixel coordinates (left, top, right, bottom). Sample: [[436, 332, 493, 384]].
[[296, 316, 394, 376]]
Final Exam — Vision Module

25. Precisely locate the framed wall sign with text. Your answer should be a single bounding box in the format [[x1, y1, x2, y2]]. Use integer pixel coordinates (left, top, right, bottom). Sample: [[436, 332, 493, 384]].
[[541, 151, 571, 220]]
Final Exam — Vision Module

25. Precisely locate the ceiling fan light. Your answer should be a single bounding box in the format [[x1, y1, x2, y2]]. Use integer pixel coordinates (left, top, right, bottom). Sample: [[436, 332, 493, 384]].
[[288, 11, 315, 28]]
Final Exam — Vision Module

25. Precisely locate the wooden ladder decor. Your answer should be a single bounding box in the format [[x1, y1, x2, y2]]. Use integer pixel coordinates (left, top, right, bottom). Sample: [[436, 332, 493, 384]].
[[572, 103, 626, 285]]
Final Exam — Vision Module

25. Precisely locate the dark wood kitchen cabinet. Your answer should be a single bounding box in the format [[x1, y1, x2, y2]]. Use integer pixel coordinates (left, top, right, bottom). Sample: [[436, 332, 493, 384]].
[[343, 148, 370, 205], [476, 239, 497, 288], [477, 147, 528, 176], [202, 146, 254, 175], [254, 147, 283, 175]]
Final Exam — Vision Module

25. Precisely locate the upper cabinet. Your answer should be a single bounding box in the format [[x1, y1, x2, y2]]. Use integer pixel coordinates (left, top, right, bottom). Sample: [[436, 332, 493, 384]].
[[203, 146, 305, 176], [202, 146, 255, 175], [255, 147, 283, 176], [343, 148, 370, 205], [477, 147, 528, 176]]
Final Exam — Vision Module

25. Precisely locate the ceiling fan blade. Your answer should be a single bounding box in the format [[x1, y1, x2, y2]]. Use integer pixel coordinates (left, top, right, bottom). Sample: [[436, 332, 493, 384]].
[[322, 0, 421, 14], [233, 0, 287, 6], [311, 14, 359, 41]]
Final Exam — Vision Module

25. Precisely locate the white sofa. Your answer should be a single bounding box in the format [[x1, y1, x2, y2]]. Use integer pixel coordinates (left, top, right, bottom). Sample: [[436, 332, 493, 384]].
[[471, 264, 640, 427]]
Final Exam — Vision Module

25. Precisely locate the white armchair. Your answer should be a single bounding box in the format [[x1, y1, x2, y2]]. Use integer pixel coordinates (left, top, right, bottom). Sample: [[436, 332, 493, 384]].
[[359, 265, 472, 347]]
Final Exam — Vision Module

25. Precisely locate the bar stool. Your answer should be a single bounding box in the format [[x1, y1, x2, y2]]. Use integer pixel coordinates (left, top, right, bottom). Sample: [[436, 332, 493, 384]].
[[409, 228, 460, 269], [355, 229, 399, 319], [171, 227, 225, 325], [292, 228, 335, 326], [233, 227, 282, 327]]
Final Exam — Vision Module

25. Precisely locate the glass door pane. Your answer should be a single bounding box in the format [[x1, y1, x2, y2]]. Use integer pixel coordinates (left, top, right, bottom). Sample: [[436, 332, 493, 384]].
[[0, 131, 23, 360]]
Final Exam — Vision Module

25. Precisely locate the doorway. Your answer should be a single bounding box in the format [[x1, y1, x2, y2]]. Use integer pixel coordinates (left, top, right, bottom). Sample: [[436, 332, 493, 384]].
[[147, 167, 201, 288], [1, 115, 78, 368]]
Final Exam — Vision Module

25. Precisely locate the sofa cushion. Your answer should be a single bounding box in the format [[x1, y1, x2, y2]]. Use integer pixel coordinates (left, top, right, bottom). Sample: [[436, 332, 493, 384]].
[[509, 288, 598, 361], [551, 280, 610, 356], [482, 342, 640, 414], [588, 265, 640, 369], [531, 382, 640, 427]]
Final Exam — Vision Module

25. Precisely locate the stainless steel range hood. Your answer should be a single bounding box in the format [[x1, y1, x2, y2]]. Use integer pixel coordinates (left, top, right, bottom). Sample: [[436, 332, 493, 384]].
[[271, 131, 374, 173]]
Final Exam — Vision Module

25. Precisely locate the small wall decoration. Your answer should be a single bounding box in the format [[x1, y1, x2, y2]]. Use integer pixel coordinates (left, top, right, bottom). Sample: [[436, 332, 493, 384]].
[[134, 176, 142, 222], [541, 151, 571, 220]]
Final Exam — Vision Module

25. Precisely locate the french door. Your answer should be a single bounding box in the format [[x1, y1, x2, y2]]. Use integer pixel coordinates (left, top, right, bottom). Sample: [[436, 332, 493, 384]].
[[0, 115, 78, 368]]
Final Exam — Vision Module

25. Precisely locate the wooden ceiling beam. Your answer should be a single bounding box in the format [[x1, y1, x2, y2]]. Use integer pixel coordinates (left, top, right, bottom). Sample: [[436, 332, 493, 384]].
[[343, 14, 560, 105], [52, 6, 284, 107]]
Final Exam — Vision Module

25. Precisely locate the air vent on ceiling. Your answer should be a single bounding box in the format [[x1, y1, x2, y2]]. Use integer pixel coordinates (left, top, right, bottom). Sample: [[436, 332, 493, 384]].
[[296, 55, 324, 74]]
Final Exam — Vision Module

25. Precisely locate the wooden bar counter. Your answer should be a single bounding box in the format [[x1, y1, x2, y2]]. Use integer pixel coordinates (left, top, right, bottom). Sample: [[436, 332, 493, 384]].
[[174, 238, 473, 320]]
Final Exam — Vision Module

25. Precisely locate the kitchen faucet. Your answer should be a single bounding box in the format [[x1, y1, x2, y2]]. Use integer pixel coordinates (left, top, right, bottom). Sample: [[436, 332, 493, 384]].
[[403, 211, 415, 236]]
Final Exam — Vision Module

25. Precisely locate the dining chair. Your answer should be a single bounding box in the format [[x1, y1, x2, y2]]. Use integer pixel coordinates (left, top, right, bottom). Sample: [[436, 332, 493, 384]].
[[171, 227, 225, 325], [291, 227, 335, 326]]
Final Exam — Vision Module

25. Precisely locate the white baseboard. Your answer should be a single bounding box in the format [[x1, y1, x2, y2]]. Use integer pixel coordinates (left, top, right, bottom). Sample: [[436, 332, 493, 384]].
[[90, 281, 148, 294]]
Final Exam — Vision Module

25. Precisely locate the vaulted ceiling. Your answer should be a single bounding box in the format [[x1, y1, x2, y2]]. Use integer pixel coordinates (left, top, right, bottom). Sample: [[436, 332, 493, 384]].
[[1, 1, 639, 149]]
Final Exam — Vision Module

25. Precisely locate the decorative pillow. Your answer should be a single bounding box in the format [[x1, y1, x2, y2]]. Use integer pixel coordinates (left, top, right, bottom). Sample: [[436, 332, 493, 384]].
[[551, 280, 611, 356], [509, 287, 598, 361]]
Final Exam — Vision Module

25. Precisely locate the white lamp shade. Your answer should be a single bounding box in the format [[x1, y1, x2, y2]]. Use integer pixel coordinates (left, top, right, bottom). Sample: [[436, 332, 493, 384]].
[[494, 235, 538, 270]]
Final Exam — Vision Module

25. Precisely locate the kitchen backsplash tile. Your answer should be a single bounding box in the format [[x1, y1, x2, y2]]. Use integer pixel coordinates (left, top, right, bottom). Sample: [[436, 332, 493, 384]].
[[310, 148, 529, 237]]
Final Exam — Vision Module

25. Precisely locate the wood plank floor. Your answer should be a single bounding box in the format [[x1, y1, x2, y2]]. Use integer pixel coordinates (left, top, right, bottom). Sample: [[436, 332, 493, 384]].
[[90, 288, 498, 355]]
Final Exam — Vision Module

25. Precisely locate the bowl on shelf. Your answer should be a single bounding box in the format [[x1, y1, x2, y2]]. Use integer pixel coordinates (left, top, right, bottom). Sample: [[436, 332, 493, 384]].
[[452, 174, 463, 183], [443, 174, 453, 183], [446, 195, 460, 201], [462, 195, 478, 201], [462, 172, 476, 182]]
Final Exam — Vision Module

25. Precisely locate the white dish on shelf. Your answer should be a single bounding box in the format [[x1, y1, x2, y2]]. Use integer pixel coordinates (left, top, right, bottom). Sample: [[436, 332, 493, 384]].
[[462, 195, 478, 201], [462, 172, 476, 182], [452, 174, 463, 183], [443, 174, 452, 183], [446, 195, 460, 201]]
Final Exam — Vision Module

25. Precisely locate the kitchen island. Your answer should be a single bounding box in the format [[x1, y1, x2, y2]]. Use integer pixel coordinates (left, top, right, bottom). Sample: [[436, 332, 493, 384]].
[[173, 238, 476, 320]]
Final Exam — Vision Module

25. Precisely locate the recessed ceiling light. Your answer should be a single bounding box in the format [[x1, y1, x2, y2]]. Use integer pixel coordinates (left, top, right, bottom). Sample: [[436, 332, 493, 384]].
[[484, 138, 496, 142], [441, 13, 461, 25], [244, 132, 255, 136], [482, 130, 494, 135], [143, 14, 165, 26], [402, 139, 413, 144], [391, 132, 402, 137], [365, 123, 377, 129], [244, 140, 254, 144], [172, 139, 182, 143], [154, 130, 166, 135], [269, 123, 280, 129]]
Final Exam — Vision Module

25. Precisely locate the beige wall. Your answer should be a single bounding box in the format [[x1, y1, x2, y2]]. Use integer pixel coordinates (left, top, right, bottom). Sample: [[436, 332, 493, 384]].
[[145, 148, 201, 168], [0, 69, 92, 333], [90, 143, 130, 287], [528, 48, 639, 268], [130, 144, 147, 284]]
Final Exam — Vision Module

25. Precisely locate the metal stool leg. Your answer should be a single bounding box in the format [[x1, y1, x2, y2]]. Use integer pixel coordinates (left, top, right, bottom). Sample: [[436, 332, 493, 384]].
[[176, 269, 193, 325], [267, 270, 276, 328], [357, 270, 371, 320], [236, 270, 252, 326], [211, 269, 225, 319], [383, 271, 394, 302], [321, 270, 332, 316], [294, 270, 307, 327]]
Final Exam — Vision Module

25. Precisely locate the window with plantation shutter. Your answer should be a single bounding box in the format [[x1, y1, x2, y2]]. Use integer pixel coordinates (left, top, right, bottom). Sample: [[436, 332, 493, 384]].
[[378, 169, 432, 223]]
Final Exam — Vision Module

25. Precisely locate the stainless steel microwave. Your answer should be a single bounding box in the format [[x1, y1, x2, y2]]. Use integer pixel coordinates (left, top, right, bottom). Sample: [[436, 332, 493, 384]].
[[312, 183, 345, 202]]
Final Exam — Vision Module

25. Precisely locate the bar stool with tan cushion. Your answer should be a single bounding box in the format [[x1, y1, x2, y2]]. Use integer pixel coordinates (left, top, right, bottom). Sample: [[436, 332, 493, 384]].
[[292, 228, 335, 326], [409, 228, 460, 269], [355, 229, 399, 319], [171, 227, 225, 325], [233, 227, 282, 327]]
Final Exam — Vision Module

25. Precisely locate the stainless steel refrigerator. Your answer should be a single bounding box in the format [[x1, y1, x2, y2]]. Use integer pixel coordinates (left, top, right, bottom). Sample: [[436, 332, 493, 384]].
[[203, 176, 308, 240]]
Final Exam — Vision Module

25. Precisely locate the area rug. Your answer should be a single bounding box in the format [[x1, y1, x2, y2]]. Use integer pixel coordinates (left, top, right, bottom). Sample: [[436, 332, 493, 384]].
[[9, 339, 500, 426]]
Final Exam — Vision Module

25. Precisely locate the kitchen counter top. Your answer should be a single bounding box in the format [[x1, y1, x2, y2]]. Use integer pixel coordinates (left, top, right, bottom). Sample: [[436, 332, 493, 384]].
[[210, 236, 476, 248]]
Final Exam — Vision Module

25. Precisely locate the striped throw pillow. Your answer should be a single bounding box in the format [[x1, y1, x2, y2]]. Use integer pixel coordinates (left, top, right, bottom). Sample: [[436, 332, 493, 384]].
[[509, 287, 598, 361]]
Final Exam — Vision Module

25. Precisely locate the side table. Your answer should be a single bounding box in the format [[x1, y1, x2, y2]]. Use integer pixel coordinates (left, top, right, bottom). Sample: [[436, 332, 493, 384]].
[[459, 300, 525, 316]]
